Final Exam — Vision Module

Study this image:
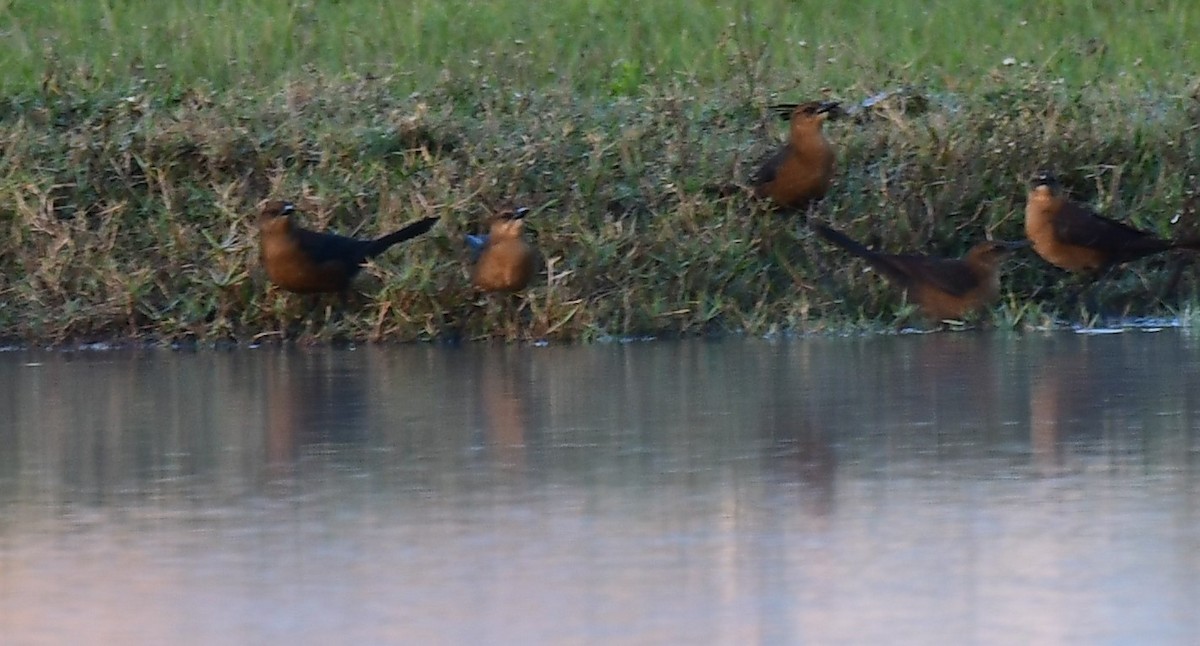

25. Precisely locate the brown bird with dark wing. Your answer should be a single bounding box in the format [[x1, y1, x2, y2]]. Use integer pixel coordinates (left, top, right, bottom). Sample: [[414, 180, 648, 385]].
[[1024, 171, 1200, 276], [258, 200, 438, 296], [812, 223, 1027, 321], [752, 101, 840, 211], [466, 207, 539, 293]]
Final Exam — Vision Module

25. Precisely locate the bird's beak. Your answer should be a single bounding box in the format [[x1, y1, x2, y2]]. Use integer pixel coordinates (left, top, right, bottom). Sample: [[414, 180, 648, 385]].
[[816, 101, 841, 117], [512, 207, 531, 219], [1029, 171, 1056, 189], [281, 202, 296, 215], [768, 103, 797, 120]]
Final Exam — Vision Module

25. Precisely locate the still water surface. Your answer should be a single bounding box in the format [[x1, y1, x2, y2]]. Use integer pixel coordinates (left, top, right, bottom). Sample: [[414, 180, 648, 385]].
[[2, 331, 1200, 644]]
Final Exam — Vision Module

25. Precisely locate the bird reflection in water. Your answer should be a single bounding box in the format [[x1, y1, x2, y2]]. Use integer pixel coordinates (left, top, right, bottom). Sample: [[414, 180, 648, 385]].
[[472, 348, 538, 474], [758, 349, 837, 518], [263, 350, 370, 477]]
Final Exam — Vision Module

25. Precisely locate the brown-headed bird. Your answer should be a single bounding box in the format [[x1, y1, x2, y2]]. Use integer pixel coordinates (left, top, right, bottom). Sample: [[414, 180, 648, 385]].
[[466, 207, 538, 293], [258, 200, 438, 297], [752, 101, 840, 211], [1025, 171, 1200, 276], [812, 223, 1026, 321]]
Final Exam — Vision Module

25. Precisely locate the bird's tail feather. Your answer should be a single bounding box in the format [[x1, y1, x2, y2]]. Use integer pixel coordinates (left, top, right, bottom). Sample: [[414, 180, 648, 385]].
[[811, 223, 909, 283], [699, 182, 748, 198], [812, 223, 876, 258], [1170, 237, 1200, 252], [365, 216, 439, 257]]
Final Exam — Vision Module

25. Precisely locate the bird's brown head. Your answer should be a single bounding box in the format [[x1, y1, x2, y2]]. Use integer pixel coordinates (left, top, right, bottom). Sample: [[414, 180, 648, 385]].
[[966, 239, 1029, 267], [258, 200, 297, 233], [770, 100, 841, 126], [487, 206, 531, 238]]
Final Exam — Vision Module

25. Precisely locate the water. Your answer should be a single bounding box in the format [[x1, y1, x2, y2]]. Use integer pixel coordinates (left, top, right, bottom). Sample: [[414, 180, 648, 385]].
[[2, 331, 1200, 645]]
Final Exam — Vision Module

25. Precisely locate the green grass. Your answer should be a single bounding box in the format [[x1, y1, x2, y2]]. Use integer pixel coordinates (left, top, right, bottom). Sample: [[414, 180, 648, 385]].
[[4, 0, 1198, 96], [2, 1, 1200, 344]]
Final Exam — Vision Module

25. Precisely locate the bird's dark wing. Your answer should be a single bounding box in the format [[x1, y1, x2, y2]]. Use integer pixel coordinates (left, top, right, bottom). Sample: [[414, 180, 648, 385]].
[[464, 233, 488, 251], [291, 227, 370, 267], [752, 146, 790, 186], [1052, 200, 1153, 250], [464, 234, 488, 262], [887, 255, 979, 297]]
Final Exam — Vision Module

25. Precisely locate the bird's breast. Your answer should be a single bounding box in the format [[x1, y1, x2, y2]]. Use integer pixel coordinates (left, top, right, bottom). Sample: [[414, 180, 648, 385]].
[[1025, 203, 1106, 272], [472, 239, 536, 293], [261, 235, 348, 293]]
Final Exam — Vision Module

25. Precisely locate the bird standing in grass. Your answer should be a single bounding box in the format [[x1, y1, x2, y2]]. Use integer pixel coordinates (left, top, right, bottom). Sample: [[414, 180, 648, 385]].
[[466, 207, 538, 294], [258, 200, 438, 299], [812, 222, 1027, 321], [1024, 171, 1200, 276], [459, 206, 541, 340], [1024, 171, 1200, 311], [752, 100, 840, 212]]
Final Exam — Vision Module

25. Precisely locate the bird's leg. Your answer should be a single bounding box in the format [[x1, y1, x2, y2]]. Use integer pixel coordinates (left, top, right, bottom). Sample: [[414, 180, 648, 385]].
[[288, 294, 321, 341], [1078, 267, 1117, 321], [506, 293, 526, 341], [466, 291, 486, 342], [759, 214, 801, 295], [323, 290, 351, 337], [1159, 254, 1190, 306], [440, 292, 471, 346]]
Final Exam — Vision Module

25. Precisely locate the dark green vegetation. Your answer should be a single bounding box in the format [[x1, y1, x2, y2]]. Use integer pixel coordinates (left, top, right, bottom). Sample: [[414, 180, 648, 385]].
[[3, 1, 1200, 343]]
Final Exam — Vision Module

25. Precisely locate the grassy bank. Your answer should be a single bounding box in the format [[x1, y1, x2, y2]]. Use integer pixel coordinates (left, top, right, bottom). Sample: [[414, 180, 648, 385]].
[[2, 1, 1200, 343]]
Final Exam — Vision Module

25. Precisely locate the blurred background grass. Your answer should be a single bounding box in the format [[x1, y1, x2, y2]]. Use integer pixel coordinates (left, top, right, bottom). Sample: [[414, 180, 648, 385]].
[[4, 0, 1197, 95]]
